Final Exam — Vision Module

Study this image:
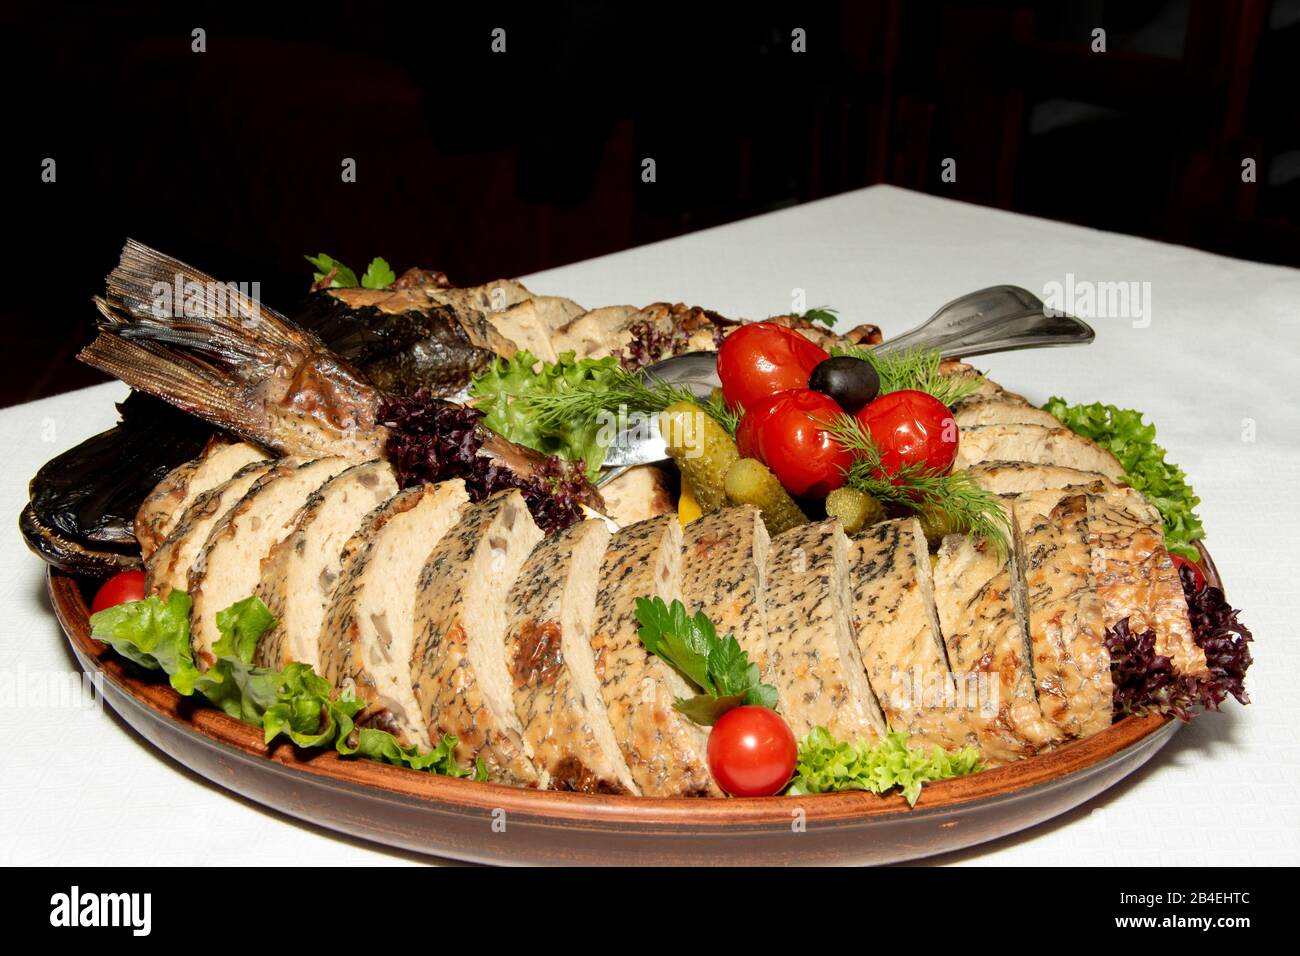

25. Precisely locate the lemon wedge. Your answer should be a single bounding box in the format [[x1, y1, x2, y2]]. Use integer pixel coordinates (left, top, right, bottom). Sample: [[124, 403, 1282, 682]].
[[678, 480, 703, 527]]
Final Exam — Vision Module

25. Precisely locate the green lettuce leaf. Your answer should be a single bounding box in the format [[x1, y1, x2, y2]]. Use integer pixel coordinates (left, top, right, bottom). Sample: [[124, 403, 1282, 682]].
[[786, 728, 983, 806], [213, 595, 276, 664], [341, 726, 487, 779], [1043, 398, 1205, 559], [468, 350, 622, 480], [90, 593, 476, 776], [261, 662, 361, 748], [90, 590, 201, 692]]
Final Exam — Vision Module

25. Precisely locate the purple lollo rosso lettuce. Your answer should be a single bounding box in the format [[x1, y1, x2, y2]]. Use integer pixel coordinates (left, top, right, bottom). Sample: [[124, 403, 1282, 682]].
[[380, 391, 591, 535], [1106, 565, 1253, 721]]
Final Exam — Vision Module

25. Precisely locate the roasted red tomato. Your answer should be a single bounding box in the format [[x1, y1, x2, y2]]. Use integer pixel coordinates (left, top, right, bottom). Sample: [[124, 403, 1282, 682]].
[[736, 389, 852, 497], [90, 569, 147, 615], [707, 705, 797, 797], [717, 322, 829, 412], [854, 389, 958, 478], [1171, 554, 1206, 593]]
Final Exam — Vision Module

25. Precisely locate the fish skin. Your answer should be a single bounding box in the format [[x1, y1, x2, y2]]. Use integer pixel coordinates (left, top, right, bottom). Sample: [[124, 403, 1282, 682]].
[[291, 288, 512, 398]]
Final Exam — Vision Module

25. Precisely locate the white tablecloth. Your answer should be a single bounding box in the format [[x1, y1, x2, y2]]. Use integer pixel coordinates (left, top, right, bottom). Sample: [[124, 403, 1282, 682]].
[[3, 185, 1296, 866]]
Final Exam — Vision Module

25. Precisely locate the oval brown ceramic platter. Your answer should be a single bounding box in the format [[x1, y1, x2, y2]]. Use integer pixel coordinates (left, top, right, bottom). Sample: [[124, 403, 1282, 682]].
[[48, 543, 1222, 866]]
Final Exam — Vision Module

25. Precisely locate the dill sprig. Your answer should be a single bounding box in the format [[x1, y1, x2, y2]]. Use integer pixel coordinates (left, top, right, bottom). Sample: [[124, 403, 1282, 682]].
[[700, 390, 741, 436], [830, 344, 985, 408], [529, 367, 738, 437], [819, 412, 1010, 555]]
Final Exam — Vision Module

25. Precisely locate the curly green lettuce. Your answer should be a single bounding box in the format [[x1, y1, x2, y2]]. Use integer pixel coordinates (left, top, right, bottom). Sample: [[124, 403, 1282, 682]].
[[90, 593, 480, 778], [1043, 398, 1204, 559], [469, 350, 622, 480], [89, 589, 199, 684], [786, 728, 983, 806]]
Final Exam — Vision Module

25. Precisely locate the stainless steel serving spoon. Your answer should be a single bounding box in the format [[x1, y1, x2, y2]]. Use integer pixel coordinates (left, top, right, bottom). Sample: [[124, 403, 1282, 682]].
[[596, 285, 1093, 484]]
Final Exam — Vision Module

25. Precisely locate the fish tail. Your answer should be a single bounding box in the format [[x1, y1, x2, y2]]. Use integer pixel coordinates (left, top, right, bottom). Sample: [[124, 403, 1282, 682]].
[[100, 238, 314, 369], [80, 300, 276, 444], [84, 240, 389, 460]]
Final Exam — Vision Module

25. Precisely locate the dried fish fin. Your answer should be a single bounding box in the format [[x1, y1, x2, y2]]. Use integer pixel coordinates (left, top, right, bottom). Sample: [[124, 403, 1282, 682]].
[[80, 320, 276, 444], [104, 238, 309, 361]]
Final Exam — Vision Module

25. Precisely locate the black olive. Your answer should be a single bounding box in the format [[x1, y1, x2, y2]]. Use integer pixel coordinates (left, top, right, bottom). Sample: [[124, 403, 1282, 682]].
[[808, 356, 880, 413]]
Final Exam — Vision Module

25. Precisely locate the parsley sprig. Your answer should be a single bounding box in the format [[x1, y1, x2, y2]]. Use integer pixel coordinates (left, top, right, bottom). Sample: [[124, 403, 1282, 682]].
[[793, 306, 839, 328], [819, 412, 1010, 555], [635, 597, 778, 725], [305, 253, 396, 290]]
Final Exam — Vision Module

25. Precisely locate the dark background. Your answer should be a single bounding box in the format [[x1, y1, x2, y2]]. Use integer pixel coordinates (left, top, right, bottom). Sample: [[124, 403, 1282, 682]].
[[4, 0, 1296, 406]]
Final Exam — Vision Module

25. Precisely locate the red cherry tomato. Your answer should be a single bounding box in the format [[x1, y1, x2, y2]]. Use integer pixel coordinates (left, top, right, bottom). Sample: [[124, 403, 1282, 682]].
[[90, 570, 147, 615], [707, 705, 797, 797], [854, 389, 958, 479], [717, 322, 829, 412], [1171, 554, 1206, 593], [734, 392, 779, 459], [736, 389, 853, 497]]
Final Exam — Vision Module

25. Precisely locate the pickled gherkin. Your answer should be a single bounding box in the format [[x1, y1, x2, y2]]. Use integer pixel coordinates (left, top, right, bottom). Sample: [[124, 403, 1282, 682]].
[[723, 458, 808, 535], [659, 401, 739, 513], [916, 504, 961, 548], [825, 486, 886, 535]]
